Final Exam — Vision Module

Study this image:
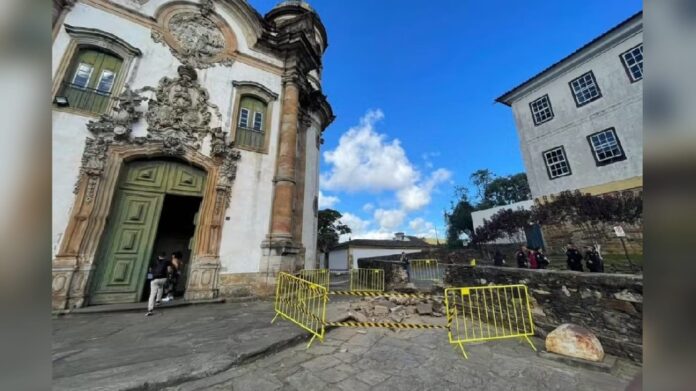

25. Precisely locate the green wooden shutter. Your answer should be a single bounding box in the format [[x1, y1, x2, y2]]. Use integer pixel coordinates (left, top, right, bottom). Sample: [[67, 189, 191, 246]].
[[63, 49, 123, 114], [237, 96, 267, 150]]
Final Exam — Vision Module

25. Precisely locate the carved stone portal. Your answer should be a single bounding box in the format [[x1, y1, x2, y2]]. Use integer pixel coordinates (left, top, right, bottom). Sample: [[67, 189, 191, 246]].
[[53, 66, 240, 310], [151, 2, 237, 68]]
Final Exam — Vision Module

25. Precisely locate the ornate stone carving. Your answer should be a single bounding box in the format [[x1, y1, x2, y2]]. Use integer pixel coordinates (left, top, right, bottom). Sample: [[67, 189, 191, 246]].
[[86, 85, 144, 140], [145, 65, 223, 151], [151, 3, 235, 69]]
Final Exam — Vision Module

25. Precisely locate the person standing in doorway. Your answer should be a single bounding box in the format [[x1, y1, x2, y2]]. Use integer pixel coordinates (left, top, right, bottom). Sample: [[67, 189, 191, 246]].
[[163, 251, 183, 302], [565, 243, 584, 272], [146, 252, 171, 316], [516, 246, 529, 268], [400, 252, 410, 282]]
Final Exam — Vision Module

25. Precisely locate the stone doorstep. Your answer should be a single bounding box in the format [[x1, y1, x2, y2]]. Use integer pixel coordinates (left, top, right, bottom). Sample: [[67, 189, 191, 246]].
[[52, 297, 241, 316], [537, 350, 618, 373]]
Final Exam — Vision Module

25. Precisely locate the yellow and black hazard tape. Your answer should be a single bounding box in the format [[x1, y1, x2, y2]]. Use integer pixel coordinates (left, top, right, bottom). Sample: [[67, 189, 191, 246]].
[[329, 291, 431, 299], [324, 321, 448, 329]]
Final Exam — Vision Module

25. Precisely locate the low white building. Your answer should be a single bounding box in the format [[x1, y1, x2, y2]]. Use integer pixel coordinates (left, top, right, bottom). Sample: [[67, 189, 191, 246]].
[[471, 200, 535, 244], [326, 233, 430, 270], [51, 0, 333, 309], [496, 12, 643, 199]]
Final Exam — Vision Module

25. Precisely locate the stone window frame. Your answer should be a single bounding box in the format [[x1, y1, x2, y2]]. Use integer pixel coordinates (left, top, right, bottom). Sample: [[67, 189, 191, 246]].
[[230, 81, 278, 154], [568, 70, 602, 108], [52, 24, 142, 117], [529, 94, 554, 126], [542, 145, 572, 180], [620, 43, 644, 83], [586, 127, 627, 166]]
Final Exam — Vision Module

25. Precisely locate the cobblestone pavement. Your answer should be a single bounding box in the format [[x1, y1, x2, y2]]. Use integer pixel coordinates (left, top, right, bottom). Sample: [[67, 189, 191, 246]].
[[169, 327, 641, 391]]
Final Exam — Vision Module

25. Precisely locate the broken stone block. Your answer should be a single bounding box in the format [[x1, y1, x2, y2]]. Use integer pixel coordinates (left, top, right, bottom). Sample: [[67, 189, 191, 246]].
[[545, 323, 605, 362], [389, 313, 404, 323], [416, 302, 433, 315], [613, 289, 642, 303], [373, 305, 389, 316], [348, 311, 368, 323], [390, 305, 403, 313]]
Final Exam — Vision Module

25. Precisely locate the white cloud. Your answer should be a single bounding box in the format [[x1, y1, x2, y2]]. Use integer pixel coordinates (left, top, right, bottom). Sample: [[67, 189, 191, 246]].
[[408, 217, 437, 238], [321, 109, 418, 192], [318, 191, 340, 209], [374, 208, 406, 231], [322, 110, 453, 241], [397, 168, 452, 211]]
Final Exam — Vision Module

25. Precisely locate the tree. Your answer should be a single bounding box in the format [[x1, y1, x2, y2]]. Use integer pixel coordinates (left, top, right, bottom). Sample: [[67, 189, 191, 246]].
[[483, 173, 532, 206], [470, 169, 494, 202], [471, 208, 532, 245], [444, 193, 476, 247], [317, 209, 351, 267]]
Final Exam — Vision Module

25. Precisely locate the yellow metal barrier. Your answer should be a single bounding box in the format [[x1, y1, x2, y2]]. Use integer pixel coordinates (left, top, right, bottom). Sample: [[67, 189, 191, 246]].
[[349, 268, 385, 292], [410, 259, 441, 282], [444, 284, 537, 358], [298, 269, 330, 289], [271, 272, 328, 348]]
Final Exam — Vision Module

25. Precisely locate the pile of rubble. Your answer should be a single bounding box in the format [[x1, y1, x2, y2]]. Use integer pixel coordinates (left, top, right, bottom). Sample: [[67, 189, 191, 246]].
[[346, 295, 446, 324]]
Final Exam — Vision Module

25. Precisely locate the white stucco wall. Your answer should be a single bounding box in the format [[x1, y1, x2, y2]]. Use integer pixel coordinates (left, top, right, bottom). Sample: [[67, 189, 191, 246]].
[[328, 249, 348, 270], [471, 200, 535, 244], [510, 30, 643, 198], [350, 248, 422, 269], [52, 1, 320, 278]]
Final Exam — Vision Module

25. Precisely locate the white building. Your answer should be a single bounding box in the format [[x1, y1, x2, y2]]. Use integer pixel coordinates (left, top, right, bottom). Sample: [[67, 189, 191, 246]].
[[326, 233, 430, 271], [51, 0, 333, 309], [496, 12, 643, 199], [471, 200, 535, 244]]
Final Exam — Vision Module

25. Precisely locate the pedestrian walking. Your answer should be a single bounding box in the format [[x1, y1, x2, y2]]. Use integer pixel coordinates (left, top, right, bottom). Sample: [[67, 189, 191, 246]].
[[163, 251, 183, 302], [565, 243, 584, 272], [585, 246, 604, 273], [400, 252, 410, 282], [146, 252, 171, 316], [516, 246, 529, 268], [493, 250, 506, 266]]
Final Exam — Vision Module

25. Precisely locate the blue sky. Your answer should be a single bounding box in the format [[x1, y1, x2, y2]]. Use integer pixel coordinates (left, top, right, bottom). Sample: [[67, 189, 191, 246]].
[[249, 0, 643, 241]]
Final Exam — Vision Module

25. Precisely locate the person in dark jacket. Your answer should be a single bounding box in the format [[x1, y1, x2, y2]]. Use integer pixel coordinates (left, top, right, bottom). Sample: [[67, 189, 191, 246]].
[[528, 247, 539, 269], [585, 246, 604, 273], [565, 243, 584, 272], [163, 251, 183, 302], [400, 252, 410, 282], [146, 252, 171, 316], [493, 250, 506, 266], [515, 246, 529, 268], [536, 248, 550, 269]]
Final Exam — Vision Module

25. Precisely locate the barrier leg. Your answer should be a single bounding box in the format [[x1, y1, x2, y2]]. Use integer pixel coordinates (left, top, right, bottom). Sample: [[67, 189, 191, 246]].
[[457, 342, 469, 359], [271, 313, 279, 324], [307, 334, 317, 349], [523, 335, 537, 352]]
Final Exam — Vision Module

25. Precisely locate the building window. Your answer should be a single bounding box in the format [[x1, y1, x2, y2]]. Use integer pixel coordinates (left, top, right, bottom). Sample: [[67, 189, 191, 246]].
[[569, 71, 602, 107], [57, 48, 123, 114], [529, 94, 554, 126], [543, 146, 572, 179], [587, 128, 626, 166], [620, 44, 643, 82], [235, 96, 267, 151]]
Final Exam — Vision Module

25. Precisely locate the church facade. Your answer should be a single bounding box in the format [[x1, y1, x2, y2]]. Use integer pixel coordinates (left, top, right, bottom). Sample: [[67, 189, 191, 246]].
[[51, 0, 333, 309]]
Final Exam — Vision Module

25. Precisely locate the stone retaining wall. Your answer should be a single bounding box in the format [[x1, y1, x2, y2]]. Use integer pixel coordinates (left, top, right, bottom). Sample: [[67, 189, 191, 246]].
[[446, 265, 643, 363]]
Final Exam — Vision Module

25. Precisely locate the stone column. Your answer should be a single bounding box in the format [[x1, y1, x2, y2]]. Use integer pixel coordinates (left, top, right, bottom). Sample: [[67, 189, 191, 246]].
[[269, 79, 300, 242]]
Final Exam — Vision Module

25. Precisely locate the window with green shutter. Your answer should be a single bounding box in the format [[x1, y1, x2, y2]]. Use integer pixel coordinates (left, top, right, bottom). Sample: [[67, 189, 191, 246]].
[[58, 48, 123, 114], [236, 96, 267, 151]]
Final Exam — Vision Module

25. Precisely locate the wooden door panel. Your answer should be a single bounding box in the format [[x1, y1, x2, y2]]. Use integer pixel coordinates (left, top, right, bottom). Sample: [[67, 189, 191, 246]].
[[120, 161, 169, 192], [91, 190, 164, 305], [166, 163, 206, 196]]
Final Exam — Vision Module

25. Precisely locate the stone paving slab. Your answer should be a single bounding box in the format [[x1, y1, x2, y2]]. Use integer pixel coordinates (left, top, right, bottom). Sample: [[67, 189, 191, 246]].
[[52, 300, 309, 391], [171, 327, 641, 391]]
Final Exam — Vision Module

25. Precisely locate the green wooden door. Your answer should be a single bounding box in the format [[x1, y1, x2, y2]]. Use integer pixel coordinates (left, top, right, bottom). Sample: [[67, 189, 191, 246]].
[[90, 160, 206, 305], [90, 190, 164, 305]]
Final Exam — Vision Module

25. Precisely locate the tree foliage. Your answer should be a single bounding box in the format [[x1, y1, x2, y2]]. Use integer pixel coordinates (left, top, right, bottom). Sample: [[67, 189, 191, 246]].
[[317, 209, 352, 255], [482, 173, 532, 208]]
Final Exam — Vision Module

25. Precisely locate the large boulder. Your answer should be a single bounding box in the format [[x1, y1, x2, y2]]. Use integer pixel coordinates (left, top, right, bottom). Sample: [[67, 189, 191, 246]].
[[545, 323, 605, 362]]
